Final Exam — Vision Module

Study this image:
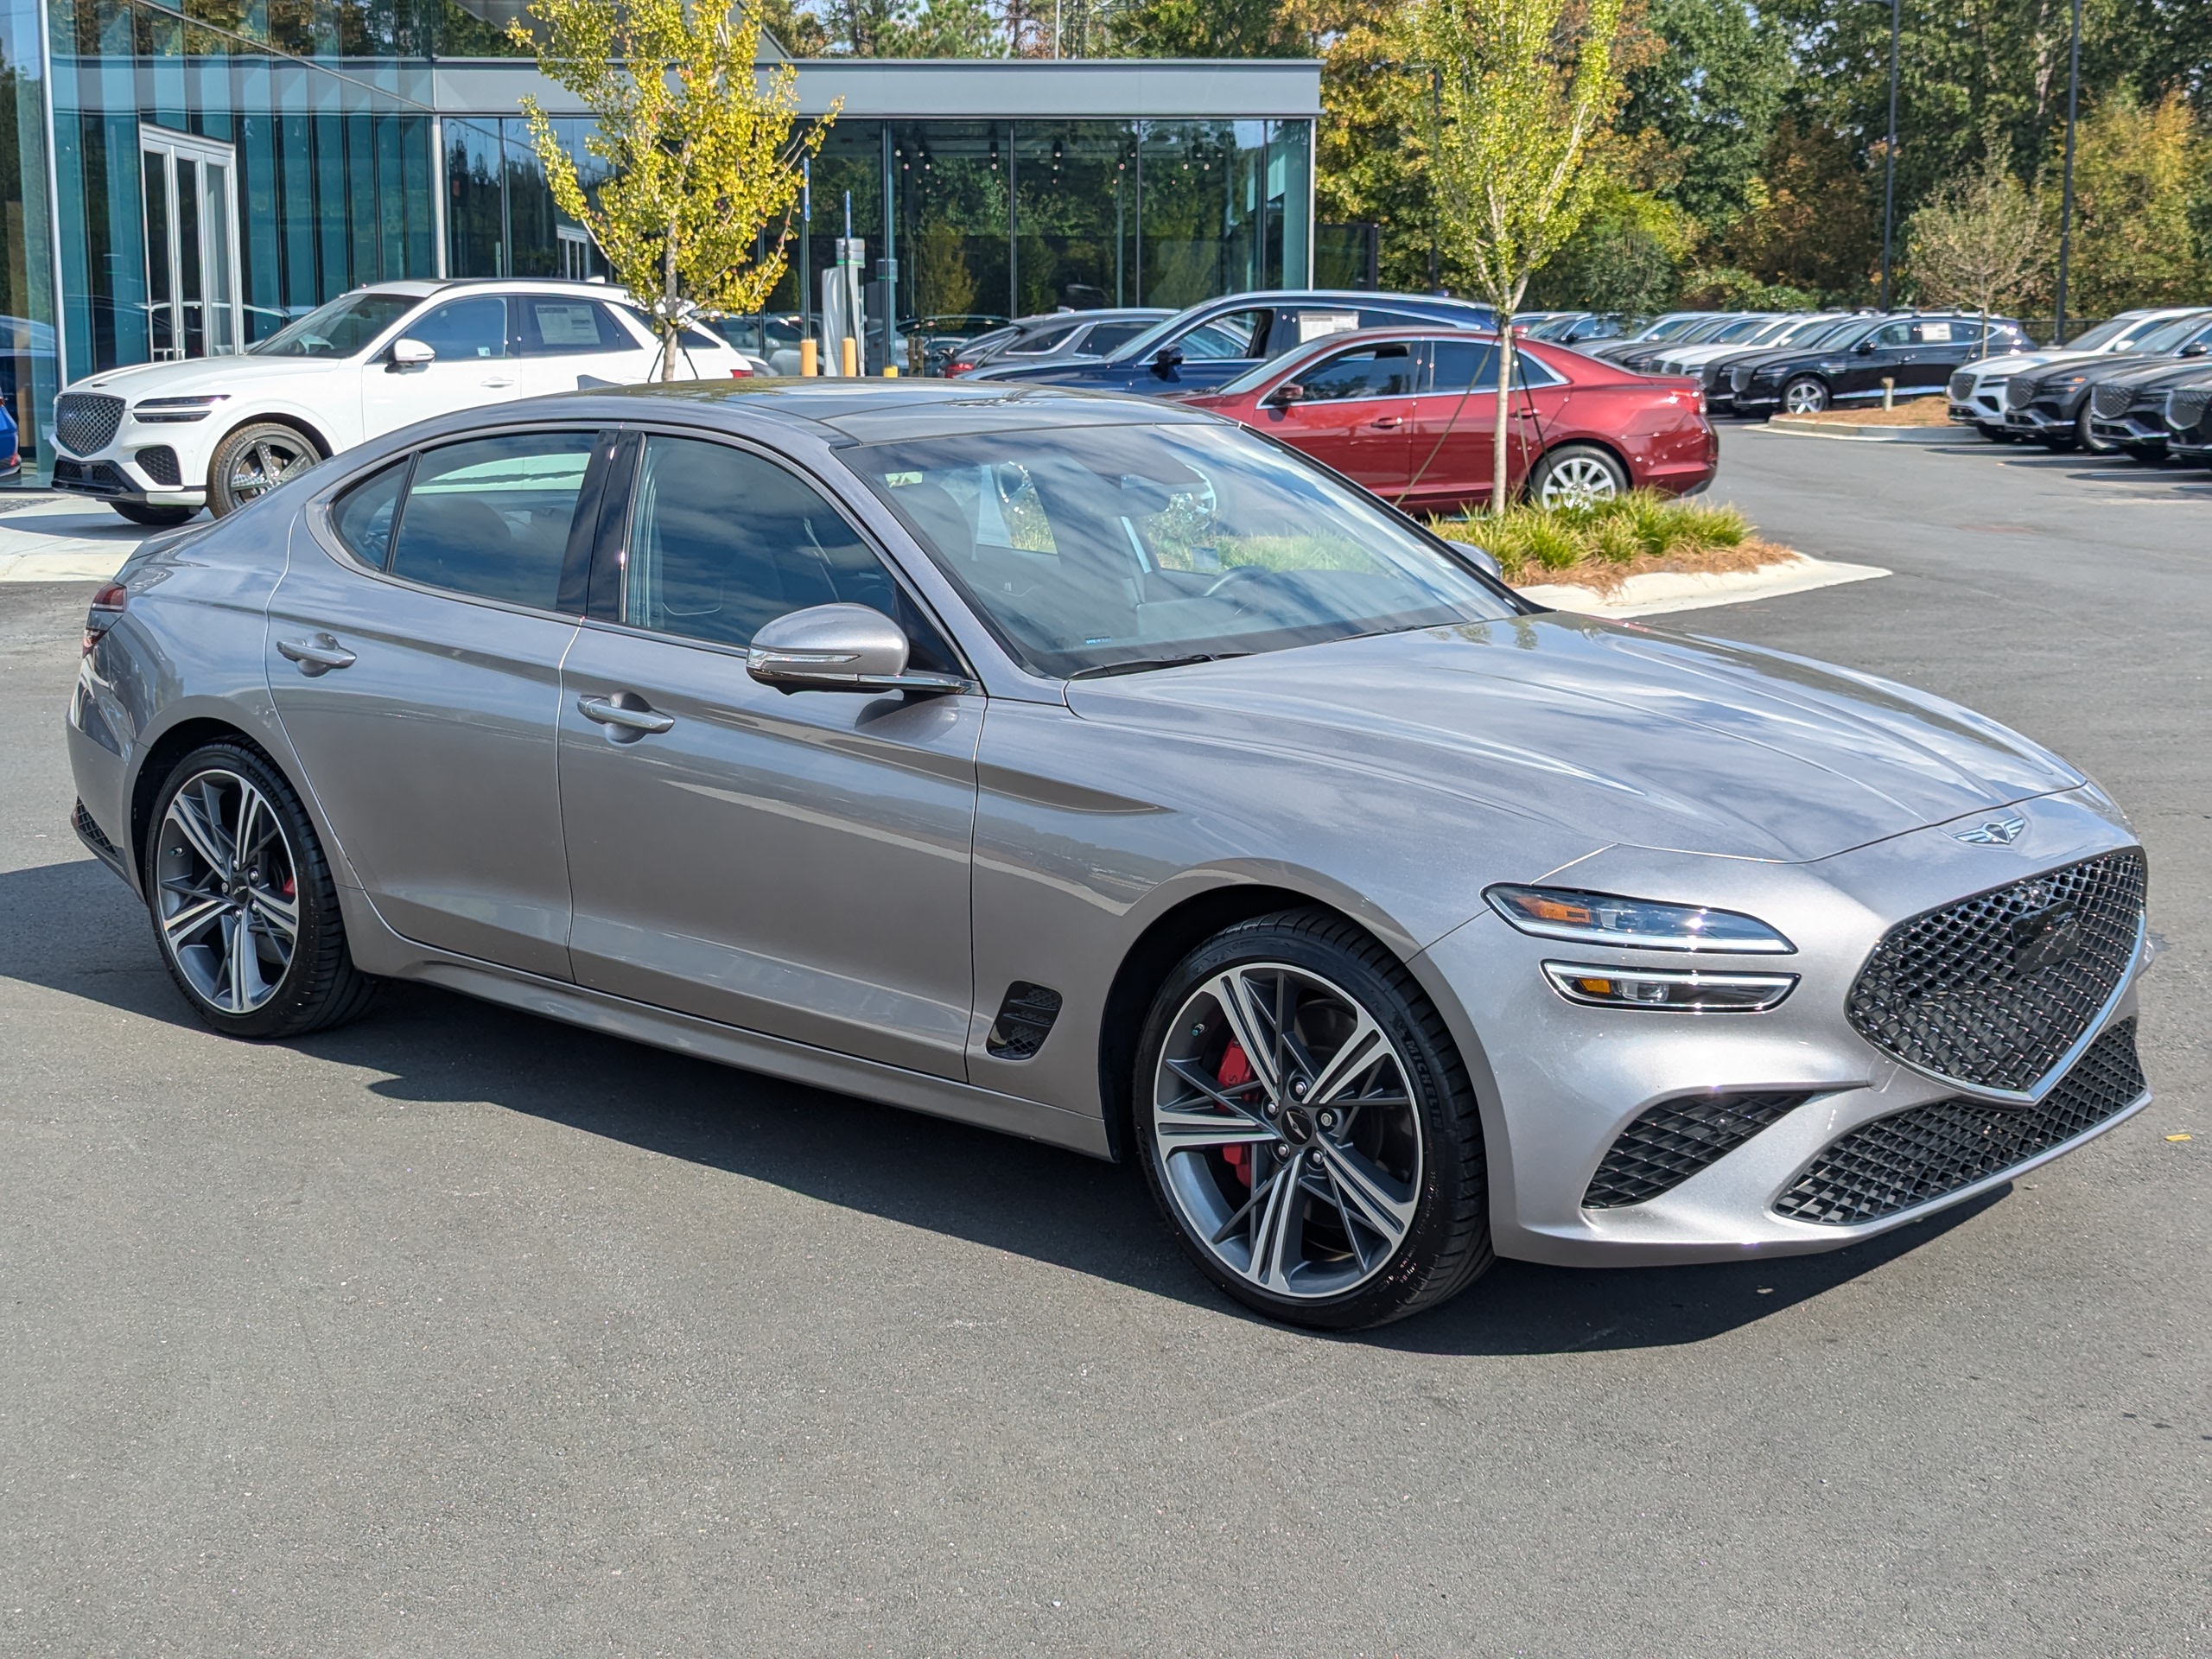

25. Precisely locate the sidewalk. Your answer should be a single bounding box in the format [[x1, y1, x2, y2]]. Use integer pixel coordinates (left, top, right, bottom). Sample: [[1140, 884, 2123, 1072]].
[[0, 493, 161, 583]]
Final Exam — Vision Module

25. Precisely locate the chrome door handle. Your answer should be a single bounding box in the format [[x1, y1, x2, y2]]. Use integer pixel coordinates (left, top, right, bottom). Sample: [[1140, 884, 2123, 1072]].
[[276, 632, 356, 676], [482, 375, 518, 388], [1367, 416, 1404, 429], [577, 694, 675, 735]]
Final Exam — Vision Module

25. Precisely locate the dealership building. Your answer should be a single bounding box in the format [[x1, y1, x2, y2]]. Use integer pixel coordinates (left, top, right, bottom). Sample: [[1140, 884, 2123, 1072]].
[[0, 3, 1321, 480]]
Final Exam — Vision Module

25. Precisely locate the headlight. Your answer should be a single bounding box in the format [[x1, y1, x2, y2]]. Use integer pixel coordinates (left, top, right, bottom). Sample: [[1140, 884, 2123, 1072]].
[[1542, 962, 1798, 1012], [132, 394, 230, 424], [1485, 885, 1796, 953]]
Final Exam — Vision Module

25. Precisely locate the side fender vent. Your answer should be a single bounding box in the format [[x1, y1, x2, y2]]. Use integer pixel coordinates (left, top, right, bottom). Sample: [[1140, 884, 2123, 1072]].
[[987, 982, 1064, 1061]]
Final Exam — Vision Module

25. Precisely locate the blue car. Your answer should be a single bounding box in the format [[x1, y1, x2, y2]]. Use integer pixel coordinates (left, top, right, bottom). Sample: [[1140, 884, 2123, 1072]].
[[0, 399, 18, 479], [967, 289, 1497, 397]]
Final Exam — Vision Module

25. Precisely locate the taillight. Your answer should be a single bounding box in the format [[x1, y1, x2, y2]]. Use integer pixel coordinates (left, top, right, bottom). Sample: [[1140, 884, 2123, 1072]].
[[83, 579, 127, 657], [946, 361, 975, 377], [728, 365, 753, 378]]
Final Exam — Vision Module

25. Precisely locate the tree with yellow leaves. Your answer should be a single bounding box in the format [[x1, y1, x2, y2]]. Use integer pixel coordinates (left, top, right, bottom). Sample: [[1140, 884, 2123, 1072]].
[[512, 0, 838, 379], [1395, 0, 1628, 511]]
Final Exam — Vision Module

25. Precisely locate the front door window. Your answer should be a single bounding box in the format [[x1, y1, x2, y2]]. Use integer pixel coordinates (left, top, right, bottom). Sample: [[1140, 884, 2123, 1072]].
[[141, 128, 241, 360]]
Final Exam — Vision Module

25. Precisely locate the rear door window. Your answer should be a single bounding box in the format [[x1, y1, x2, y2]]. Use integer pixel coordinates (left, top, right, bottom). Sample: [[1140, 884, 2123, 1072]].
[[1007, 323, 1080, 356], [385, 431, 598, 609], [518, 297, 635, 356], [1426, 340, 1549, 391]]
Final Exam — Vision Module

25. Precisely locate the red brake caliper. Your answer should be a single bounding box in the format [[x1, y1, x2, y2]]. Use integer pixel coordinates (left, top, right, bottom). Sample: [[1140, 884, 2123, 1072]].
[[1217, 1040, 1255, 1186]]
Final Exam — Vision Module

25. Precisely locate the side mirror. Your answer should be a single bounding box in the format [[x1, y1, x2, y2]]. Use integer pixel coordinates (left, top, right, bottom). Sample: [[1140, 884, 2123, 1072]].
[[746, 603, 970, 695], [389, 337, 435, 368], [1459, 543, 1503, 582], [1853, 340, 1876, 355], [1151, 345, 1185, 377], [1262, 381, 1305, 408], [2182, 341, 2208, 357]]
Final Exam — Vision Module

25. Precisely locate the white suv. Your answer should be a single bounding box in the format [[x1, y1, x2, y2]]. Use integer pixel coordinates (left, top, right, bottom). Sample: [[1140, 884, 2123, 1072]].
[[48, 279, 761, 524], [1945, 308, 2206, 441]]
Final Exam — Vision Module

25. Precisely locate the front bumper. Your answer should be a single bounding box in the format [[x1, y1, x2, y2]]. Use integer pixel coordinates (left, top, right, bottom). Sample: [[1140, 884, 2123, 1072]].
[[1419, 786, 2150, 1268], [2089, 410, 2170, 448], [2004, 401, 2075, 436]]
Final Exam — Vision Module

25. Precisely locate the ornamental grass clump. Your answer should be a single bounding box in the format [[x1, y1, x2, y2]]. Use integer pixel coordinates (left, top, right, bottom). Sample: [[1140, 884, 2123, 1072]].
[[1433, 490, 1783, 592]]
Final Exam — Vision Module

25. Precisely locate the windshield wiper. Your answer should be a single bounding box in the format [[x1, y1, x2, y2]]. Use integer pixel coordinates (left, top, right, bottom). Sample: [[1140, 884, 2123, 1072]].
[[1067, 652, 1249, 680]]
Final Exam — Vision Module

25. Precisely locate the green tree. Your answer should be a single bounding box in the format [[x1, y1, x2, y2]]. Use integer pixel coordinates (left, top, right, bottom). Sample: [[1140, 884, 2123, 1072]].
[[2060, 90, 2210, 315], [1396, 0, 1629, 510], [514, 0, 838, 378], [1904, 159, 2050, 338], [1622, 0, 1791, 232]]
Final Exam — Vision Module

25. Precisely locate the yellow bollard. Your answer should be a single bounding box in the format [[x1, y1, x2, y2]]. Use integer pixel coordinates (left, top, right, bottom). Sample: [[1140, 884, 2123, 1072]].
[[799, 338, 817, 377], [840, 336, 858, 378], [883, 364, 898, 378]]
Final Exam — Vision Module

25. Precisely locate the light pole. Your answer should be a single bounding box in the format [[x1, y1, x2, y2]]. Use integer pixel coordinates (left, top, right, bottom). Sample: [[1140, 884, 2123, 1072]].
[[1377, 60, 1446, 292], [2052, 0, 2083, 344], [1855, 0, 1901, 310]]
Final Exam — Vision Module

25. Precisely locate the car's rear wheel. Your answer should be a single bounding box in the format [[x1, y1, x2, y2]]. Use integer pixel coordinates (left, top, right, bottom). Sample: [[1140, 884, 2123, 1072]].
[[145, 741, 376, 1039], [1529, 443, 1629, 509], [1133, 908, 1491, 1330], [207, 422, 319, 518], [1782, 377, 1829, 415], [110, 501, 196, 527]]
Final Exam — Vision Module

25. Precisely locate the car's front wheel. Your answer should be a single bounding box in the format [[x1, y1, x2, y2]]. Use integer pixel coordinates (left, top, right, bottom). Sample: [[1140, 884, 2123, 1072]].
[[110, 501, 196, 527], [207, 422, 320, 518], [1782, 376, 1830, 415], [144, 741, 376, 1039], [2075, 406, 2112, 454], [1134, 908, 1491, 1330], [1529, 443, 1629, 509]]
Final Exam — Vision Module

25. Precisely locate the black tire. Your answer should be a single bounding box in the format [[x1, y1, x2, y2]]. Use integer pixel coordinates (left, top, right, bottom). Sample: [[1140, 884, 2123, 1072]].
[[2075, 405, 2112, 455], [1781, 375, 1830, 415], [1132, 907, 1491, 1331], [111, 501, 196, 527], [206, 421, 320, 518], [143, 740, 377, 1039], [1526, 442, 1630, 508]]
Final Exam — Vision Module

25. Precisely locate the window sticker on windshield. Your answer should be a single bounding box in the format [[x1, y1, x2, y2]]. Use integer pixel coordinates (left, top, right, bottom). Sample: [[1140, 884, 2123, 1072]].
[[1299, 311, 1360, 343], [1920, 321, 1953, 342], [537, 303, 601, 346]]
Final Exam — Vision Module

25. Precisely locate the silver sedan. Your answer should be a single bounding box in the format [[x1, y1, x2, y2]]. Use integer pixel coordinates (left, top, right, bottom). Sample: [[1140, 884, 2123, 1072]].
[[66, 382, 2153, 1330]]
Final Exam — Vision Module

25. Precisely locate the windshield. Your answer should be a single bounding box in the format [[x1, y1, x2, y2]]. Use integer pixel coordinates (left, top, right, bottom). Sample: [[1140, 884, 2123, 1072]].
[[1708, 316, 1776, 343], [847, 421, 1516, 680], [2126, 312, 2212, 353], [250, 291, 417, 358], [2067, 316, 2139, 351], [1771, 315, 1843, 346]]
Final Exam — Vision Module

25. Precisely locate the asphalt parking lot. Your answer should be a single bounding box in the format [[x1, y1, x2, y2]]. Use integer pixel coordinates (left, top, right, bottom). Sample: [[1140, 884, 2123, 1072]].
[[2, 431, 2206, 1656]]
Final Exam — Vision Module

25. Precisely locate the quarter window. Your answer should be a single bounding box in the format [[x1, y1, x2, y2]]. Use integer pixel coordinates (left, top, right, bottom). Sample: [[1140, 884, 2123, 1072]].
[[385, 432, 596, 608], [624, 435, 957, 668], [403, 296, 511, 360]]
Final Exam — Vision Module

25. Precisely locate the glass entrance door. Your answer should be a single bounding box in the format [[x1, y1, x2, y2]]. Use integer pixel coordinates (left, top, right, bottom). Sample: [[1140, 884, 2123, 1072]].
[[141, 129, 243, 360]]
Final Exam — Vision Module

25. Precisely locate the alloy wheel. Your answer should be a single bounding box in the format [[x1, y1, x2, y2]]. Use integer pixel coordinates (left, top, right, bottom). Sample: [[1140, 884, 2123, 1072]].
[[154, 768, 300, 1014], [1537, 454, 1622, 508], [1151, 963, 1422, 1300], [228, 435, 314, 503], [1783, 380, 1828, 415]]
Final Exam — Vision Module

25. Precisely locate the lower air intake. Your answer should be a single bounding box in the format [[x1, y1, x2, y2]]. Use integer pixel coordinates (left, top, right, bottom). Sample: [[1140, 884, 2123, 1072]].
[[1773, 1018, 2144, 1226], [1583, 1091, 1814, 1210]]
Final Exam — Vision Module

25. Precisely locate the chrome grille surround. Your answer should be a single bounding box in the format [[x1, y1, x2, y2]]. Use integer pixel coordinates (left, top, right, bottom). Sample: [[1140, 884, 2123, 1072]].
[[1846, 849, 2145, 1100], [2090, 383, 2135, 420], [1774, 1019, 2145, 1226], [54, 391, 124, 456]]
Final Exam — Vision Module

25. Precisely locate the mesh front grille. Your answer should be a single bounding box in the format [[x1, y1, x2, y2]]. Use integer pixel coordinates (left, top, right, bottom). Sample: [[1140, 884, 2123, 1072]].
[[135, 445, 181, 486], [1774, 1019, 2145, 1225], [2004, 378, 2039, 410], [2168, 389, 2210, 435], [1948, 370, 1974, 401], [1583, 1092, 1813, 1210], [54, 392, 124, 455], [1847, 849, 2145, 1095], [1731, 365, 1756, 394], [2091, 383, 2136, 419]]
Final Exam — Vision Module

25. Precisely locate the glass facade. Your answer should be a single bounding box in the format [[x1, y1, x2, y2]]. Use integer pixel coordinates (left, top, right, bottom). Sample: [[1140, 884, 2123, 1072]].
[[0, 16, 1313, 481]]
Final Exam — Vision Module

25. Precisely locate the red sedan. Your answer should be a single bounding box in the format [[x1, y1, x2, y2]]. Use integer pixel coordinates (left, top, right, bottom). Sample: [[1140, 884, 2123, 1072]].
[[1182, 327, 1718, 512]]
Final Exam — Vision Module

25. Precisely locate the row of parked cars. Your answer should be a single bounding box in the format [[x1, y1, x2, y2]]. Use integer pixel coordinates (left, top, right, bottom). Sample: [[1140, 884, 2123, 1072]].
[[43, 281, 1724, 524], [1944, 306, 2212, 465]]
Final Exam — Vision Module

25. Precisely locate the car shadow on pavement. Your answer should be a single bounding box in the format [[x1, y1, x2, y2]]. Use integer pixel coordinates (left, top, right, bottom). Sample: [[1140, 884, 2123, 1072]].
[[2, 854, 2007, 1358]]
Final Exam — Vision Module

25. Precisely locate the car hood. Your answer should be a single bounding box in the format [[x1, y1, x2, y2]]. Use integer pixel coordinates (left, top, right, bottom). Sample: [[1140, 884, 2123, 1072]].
[[1065, 617, 2083, 865], [68, 355, 345, 398]]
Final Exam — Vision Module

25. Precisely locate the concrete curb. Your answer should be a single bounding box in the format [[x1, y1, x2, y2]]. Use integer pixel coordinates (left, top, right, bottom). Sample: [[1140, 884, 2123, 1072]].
[[1519, 556, 1891, 618], [1763, 416, 1960, 442]]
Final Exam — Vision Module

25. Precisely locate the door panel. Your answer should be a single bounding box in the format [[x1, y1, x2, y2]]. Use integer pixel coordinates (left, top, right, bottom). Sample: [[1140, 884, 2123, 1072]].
[[1266, 342, 1417, 493], [1402, 339, 1542, 510], [361, 296, 521, 438], [557, 433, 981, 1078], [263, 433, 601, 978]]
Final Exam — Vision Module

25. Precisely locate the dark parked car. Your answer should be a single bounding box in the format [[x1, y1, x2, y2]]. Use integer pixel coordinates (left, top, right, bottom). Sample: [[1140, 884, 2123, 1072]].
[[2164, 377, 2212, 464], [941, 308, 1173, 377], [2086, 358, 2212, 459], [1580, 313, 1726, 363], [968, 290, 1497, 398], [1519, 312, 1628, 346], [1730, 314, 2028, 416], [1183, 327, 1716, 512], [900, 314, 1013, 378], [1696, 317, 1864, 413], [1606, 314, 1777, 373], [2005, 314, 2212, 450]]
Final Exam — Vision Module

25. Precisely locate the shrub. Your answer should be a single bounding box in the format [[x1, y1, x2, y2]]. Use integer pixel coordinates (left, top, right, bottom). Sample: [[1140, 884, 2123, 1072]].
[[1432, 490, 1775, 588]]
